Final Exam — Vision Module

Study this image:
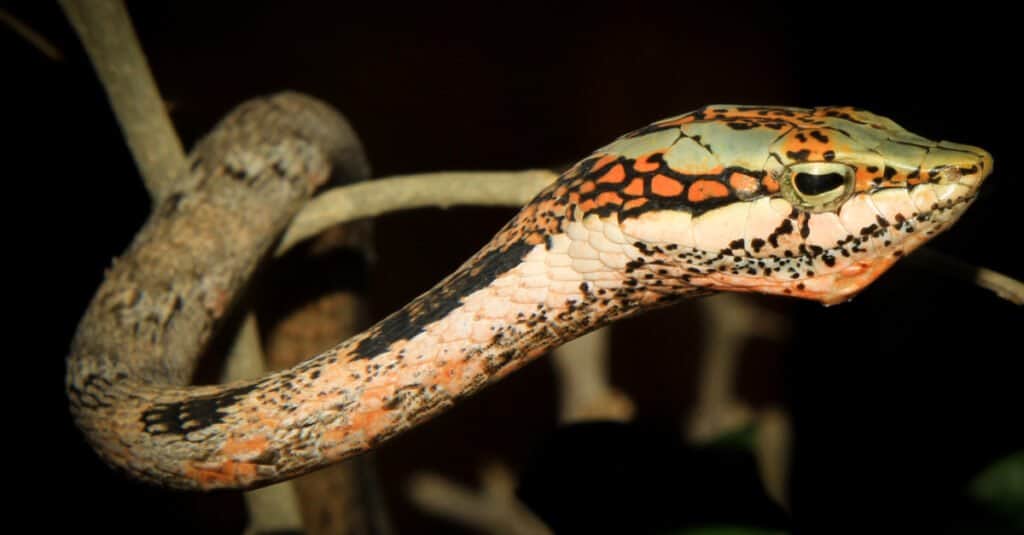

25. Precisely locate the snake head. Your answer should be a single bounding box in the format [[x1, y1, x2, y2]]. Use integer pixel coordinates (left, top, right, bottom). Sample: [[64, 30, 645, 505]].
[[557, 105, 994, 305]]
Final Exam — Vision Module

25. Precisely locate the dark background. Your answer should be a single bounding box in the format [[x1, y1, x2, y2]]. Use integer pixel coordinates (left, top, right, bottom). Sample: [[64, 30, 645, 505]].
[[7, 2, 1021, 533]]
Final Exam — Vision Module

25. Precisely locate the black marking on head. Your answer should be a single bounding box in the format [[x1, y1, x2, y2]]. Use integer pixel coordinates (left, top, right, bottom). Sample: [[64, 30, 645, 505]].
[[799, 216, 811, 239], [768, 219, 795, 248], [352, 240, 536, 359], [141, 382, 260, 436], [786, 149, 811, 161]]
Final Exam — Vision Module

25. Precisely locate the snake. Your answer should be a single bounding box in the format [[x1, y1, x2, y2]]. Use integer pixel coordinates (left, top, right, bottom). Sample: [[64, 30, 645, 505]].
[[67, 95, 993, 490]]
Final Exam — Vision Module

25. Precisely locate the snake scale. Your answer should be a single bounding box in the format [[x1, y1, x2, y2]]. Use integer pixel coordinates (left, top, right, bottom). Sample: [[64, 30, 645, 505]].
[[67, 93, 992, 490]]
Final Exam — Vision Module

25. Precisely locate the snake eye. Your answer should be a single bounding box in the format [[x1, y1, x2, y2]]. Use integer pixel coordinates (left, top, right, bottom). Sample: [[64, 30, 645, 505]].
[[780, 162, 855, 211]]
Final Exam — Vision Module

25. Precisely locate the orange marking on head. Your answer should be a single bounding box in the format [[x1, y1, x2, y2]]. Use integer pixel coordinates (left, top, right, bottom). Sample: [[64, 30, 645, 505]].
[[596, 163, 626, 184], [623, 178, 645, 196], [623, 198, 648, 211], [728, 172, 759, 194], [854, 168, 880, 192], [579, 181, 596, 194], [687, 180, 729, 202], [591, 154, 618, 173], [651, 174, 684, 197], [762, 175, 780, 193], [653, 116, 695, 128], [596, 191, 624, 207], [633, 151, 665, 173]]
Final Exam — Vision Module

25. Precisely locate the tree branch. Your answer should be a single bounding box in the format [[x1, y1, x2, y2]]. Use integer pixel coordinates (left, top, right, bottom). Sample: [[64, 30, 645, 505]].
[[276, 170, 557, 254], [59, 0, 186, 202]]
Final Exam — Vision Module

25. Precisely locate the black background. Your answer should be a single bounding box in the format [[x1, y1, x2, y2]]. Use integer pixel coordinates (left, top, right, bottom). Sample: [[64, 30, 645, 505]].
[[7, 2, 1022, 533]]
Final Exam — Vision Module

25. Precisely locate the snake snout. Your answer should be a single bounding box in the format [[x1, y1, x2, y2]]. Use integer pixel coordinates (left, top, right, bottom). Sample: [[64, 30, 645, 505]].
[[935, 141, 994, 190]]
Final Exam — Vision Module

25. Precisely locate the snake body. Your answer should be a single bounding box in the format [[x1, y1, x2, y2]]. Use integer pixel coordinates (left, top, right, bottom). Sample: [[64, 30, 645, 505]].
[[68, 97, 992, 490]]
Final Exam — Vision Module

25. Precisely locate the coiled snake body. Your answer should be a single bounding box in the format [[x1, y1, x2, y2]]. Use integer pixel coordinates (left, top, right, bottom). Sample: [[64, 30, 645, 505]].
[[68, 98, 993, 490]]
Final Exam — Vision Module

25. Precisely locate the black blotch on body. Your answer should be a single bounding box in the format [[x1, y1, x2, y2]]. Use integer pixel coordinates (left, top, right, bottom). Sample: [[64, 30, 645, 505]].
[[141, 382, 260, 436], [352, 240, 536, 359]]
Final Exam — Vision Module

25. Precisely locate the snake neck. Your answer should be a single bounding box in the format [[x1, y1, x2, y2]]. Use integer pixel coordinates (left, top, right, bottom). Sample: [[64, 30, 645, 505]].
[[67, 209, 705, 489]]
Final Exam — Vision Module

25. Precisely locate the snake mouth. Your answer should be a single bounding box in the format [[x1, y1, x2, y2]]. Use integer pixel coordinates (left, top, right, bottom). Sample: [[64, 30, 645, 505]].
[[689, 182, 985, 307], [798, 184, 982, 305]]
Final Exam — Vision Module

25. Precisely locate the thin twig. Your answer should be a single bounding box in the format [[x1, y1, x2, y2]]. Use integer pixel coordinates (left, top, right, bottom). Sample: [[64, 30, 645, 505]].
[[1, 8, 64, 61], [911, 247, 1024, 305], [277, 170, 557, 254], [59, 0, 186, 202]]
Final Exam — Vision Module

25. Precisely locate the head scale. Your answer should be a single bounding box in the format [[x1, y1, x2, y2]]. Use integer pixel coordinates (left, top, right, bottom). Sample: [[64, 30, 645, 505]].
[[552, 105, 993, 304]]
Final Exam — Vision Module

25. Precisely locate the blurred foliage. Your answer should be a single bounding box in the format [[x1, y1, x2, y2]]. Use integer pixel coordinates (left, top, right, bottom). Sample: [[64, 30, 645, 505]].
[[967, 450, 1024, 530]]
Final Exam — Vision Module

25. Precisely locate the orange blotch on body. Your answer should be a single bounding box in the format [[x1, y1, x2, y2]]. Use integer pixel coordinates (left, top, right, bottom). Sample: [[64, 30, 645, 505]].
[[761, 175, 780, 193], [220, 436, 269, 458], [189, 460, 259, 489]]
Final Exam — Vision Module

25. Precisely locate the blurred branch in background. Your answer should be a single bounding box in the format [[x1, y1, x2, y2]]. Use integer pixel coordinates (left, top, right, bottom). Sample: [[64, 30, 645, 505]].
[[59, 0, 186, 203], [553, 327, 634, 424], [0, 8, 64, 61], [408, 463, 553, 535], [688, 294, 793, 509]]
